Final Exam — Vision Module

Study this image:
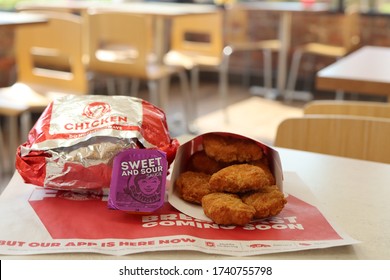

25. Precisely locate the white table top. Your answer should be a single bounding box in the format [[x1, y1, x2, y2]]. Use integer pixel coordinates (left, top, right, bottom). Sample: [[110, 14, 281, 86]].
[[1, 145, 389, 260], [0, 11, 47, 27], [278, 147, 390, 260], [316, 46, 390, 99], [16, 1, 217, 16], [238, 2, 329, 13], [104, 2, 217, 16]]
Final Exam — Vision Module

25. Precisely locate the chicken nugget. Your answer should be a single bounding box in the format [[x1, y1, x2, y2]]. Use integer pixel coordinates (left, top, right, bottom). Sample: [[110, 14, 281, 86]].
[[202, 193, 255, 226], [175, 171, 212, 204], [249, 160, 276, 185], [209, 164, 272, 193], [202, 134, 263, 163], [186, 150, 226, 175], [241, 185, 287, 219]]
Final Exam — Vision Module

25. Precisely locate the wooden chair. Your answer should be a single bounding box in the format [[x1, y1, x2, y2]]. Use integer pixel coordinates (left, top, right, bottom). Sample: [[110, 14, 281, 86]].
[[163, 11, 230, 123], [274, 115, 390, 164], [13, 9, 86, 68], [87, 10, 191, 128], [303, 100, 390, 119], [285, 6, 360, 101], [164, 9, 279, 123], [224, 5, 280, 91], [0, 12, 88, 169]]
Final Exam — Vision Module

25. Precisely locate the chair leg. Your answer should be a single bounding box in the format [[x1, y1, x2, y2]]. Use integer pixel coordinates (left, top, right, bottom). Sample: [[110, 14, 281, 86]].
[[147, 80, 159, 107], [335, 90, 345, 100], [20, 111, 32, 143], [118, 78, 129, 96], [220, 53, 231, 124], [262, 49, 273, 89], [106, 77, 116, 95], [242, 51, 252, 88], [219, 70, 229, 124], [4, 115, 18, 173], [0, 122, 4, 176], [178, 70, 196, 133], [285, 49, 303, 101], [190, 66, 200, 124], [88, 74, 96, 95], [159, 77, 170, 111], [302, 55, 314, 91], [334, 57, 344, 100], [130, 79, 140, 97]]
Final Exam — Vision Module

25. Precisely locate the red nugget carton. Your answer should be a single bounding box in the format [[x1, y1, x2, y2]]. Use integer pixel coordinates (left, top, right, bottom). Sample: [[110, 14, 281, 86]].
[[168, 132, 283, 222]]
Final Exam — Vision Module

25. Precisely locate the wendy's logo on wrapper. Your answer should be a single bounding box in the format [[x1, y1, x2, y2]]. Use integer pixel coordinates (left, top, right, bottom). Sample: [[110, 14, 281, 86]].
[[83, 102, 111, 119]]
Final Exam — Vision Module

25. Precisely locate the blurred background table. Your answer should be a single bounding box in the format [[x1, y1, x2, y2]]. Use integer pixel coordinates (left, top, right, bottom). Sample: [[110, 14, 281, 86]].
[[316, 46, 390, 101]]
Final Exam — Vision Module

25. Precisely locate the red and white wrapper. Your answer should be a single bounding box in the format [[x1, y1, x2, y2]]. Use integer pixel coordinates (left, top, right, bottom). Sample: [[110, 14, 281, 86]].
[[15, 95, 179, 192], [168, 132, 283, 221]]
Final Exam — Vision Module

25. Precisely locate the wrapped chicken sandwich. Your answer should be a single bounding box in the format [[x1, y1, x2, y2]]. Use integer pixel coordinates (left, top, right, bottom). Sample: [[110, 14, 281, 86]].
[[15, 95, 179, 192]]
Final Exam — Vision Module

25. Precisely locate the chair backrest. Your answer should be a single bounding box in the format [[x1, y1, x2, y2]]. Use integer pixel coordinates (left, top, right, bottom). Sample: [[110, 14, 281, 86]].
[[170, 11, 224, 60], [303, 100, 390, 119], [224, 6, 250, 45], [274, 115, 390, 164], [303, 5, 360, 54], [341, 5, 361, 53], [87, 11, 153, 78], [15, 12, 88, 94]]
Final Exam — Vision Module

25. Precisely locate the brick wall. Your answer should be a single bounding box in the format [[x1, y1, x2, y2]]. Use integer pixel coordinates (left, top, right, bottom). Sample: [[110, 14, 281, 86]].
[[229, 11, 390, 88], [0, 27, 15, 87]]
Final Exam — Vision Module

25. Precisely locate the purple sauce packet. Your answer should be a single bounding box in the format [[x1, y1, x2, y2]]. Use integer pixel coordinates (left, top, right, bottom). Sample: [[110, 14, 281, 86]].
[[108, 148, 168, 213]]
